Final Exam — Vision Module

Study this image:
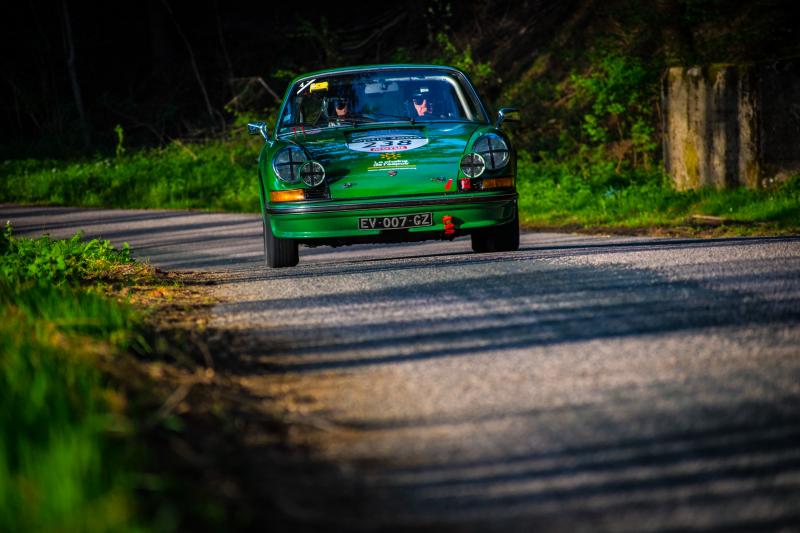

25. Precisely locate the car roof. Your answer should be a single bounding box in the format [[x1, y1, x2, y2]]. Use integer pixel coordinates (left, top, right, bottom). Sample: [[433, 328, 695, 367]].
[[286, 64, 467, 87]]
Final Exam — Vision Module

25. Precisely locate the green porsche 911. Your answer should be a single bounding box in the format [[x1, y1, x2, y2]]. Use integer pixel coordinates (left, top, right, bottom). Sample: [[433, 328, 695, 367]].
[[248, 64, 520, 267]]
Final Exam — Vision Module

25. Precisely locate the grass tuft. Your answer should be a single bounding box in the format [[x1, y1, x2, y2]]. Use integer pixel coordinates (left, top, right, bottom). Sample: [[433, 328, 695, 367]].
[[0, 136, 262, 213], [0, 227, 147, 531], [517, 153, 800, 233]]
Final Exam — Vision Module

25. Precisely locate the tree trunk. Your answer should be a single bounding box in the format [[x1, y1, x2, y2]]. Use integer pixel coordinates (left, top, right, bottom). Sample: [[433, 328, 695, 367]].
[[61, 0, 90, 148], [160, 0, 219, 130], [147, 0, 178, 78]]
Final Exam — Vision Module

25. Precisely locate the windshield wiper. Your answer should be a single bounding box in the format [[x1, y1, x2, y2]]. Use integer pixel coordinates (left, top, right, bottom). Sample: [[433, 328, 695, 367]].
[[285, 113, 408, 131], [336, 114, 377, 125]]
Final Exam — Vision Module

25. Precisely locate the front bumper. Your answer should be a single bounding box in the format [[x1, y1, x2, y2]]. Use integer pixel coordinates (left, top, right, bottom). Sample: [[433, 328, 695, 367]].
[[266, 192, 517, 240]]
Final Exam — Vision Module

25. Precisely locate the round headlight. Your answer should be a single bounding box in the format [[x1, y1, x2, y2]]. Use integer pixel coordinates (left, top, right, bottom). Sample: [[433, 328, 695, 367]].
[[460, 153, 485, 178], [273, 146, 307, 183], [299, 161, 326, 187], [473, 134, 509, 170]]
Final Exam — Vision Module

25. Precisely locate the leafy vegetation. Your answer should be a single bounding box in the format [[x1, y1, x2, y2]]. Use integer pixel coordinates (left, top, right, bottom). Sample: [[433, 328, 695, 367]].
[[0, 133, 262, 213], [432, 32, 494, 89], [517, 154, 800, 232], [2, 137, 796, 234], [495, 3, 799, 234], [2, 1, 798, 234], [569, 52, 660, 170], [0, 227, 151, 531]]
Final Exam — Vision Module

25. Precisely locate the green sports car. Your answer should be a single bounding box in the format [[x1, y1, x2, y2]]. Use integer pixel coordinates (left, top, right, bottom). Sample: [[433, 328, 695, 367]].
[[248, 64, 520, 267]]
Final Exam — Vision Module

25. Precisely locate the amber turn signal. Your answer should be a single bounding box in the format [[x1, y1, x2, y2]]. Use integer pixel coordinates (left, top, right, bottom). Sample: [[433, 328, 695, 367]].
[[269, 189, 305, 202], [481, 177, 514, 189]]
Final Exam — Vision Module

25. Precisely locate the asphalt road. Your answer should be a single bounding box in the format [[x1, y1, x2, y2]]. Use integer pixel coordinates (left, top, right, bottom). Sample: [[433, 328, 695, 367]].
[[5, 205, 800, 532]]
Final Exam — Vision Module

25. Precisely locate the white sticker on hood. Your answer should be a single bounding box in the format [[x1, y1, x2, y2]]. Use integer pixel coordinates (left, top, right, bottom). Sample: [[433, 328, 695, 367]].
[[347, 134, 429, 153]]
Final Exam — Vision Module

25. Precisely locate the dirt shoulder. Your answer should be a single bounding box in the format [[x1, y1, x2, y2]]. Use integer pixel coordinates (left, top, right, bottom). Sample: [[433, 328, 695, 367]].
[[107, 269, 345, 531]]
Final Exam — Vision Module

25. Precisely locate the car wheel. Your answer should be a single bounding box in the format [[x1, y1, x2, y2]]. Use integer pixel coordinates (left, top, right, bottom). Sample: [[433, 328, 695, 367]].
[[263, 216, 299, 268], [471, 207, 520, 253]]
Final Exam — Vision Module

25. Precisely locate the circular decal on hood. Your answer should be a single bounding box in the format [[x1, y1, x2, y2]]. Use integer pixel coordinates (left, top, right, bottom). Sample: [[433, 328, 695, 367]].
[[346, 134, 429, 153]]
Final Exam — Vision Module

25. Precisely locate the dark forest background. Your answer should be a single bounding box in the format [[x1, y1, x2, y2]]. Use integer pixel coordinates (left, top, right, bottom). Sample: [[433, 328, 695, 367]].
[[3, 0, 798, 157], [1, 0, 797, 231], [3, 1, 487, 155]]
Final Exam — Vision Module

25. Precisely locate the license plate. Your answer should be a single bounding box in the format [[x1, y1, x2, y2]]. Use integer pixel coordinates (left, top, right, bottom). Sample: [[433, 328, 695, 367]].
[[358, 212, 433, 230]]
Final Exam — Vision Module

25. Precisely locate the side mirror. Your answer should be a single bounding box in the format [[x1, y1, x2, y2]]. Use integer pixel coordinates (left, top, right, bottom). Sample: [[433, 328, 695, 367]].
[[247, 121, 270, 141], [496, 108, 520, 128]]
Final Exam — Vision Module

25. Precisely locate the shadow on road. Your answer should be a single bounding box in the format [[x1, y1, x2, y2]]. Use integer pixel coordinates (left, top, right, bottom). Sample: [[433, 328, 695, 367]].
[[5, 205, 799, 530], [203, 235, 800, 284], [216, 255, 800, 372], [201, 243, 800, 530]]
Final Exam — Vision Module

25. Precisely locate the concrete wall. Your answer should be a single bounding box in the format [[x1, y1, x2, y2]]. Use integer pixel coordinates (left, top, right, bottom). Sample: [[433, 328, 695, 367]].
[[662, 61, 800, 189]]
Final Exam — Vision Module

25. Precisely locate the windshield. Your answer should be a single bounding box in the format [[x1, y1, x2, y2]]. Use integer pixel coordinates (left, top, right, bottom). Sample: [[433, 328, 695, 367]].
[[278, 68, 489, 133]]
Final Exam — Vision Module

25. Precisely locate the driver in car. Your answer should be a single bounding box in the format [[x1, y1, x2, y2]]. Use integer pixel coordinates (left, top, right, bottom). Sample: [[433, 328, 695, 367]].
[[412, 93, 432, 117], [410, 91, 448, 118], [328, 97, 353, 125], [335, 98, 350, 118]]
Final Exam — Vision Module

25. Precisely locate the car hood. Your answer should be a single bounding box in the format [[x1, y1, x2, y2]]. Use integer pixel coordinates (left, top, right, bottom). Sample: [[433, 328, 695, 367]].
[[286, 122, 484, 198]]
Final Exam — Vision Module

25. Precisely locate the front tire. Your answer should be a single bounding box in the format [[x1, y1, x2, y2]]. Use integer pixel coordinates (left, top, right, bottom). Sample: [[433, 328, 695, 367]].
[[263, 216, 299, 268], [471, 207, 520, 253]]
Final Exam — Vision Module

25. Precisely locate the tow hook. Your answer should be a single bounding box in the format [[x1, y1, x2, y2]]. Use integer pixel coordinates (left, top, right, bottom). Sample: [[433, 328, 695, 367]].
[[443, 215, 455, 236]]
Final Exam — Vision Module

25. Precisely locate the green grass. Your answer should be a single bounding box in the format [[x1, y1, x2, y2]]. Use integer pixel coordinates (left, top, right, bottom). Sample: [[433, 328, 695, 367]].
[[0, 136, 262, 213], [517, 153, 800, 232], [1, 137, 798, 234], [0, 226, 149, 531]]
